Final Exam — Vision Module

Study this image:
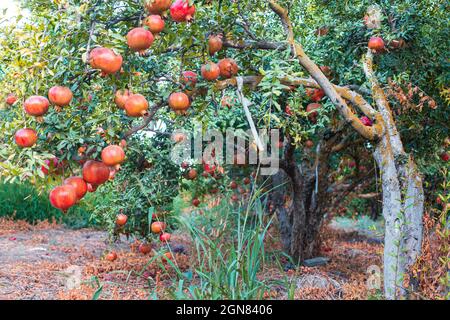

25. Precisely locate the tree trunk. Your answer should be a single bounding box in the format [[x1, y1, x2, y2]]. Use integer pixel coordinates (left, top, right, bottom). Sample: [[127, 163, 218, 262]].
[[373, 133, 424, 299]]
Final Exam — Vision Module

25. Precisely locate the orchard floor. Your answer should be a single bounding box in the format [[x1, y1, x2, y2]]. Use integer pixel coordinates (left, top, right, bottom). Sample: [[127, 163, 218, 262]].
[[0, 217, 384, 300]]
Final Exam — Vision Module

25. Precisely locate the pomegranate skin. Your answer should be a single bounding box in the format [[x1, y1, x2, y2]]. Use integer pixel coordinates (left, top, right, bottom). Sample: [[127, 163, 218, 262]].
[[15, 128, 38, 148], [126, 27, 154, 52], [82, 160, 110, 186], [218, 58, 239, 79], [143, 15, 165, 34], [64, 176, 88, 201], [49, 185, 78, 212], [170, 0, 196, 23], [124, 94, 149, 117], [368, 37, 385, 51], [201, 62, 220, 81], [48, 86, 73, 107], [24, 96, 50, 116], [101, 145, 126, 166], [168, 92, 190, 112], [89, 47, 123, 75]]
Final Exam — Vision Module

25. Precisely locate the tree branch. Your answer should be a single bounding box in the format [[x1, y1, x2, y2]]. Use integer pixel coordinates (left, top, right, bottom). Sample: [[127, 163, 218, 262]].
[[123, 100, 166, 139]]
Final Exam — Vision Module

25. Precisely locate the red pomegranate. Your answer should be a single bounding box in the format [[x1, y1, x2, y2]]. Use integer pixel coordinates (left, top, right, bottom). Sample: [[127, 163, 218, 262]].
[[320, 66, 332, 78], [145, 0, 172, 14], [159, 233, 171, 242], [6, 93, 17, 105], [48, 86, 73, 107], [168, 92, 190, 112], [101, 145, 125, 166], [170, 0, 195, 22], [306, 88, 325, 102], [139, 242, 152, 254], [151, 221, 166, 233], [116, 213, 128, 226], [126, 27, 154, 53], [208, 34, 223, 55], [105, 251, 117, 261], [63, 176, 88, 201], [24, 95, 49, 116], [15, 128, 38, 148], [143, 15, 165, 34], [89, 47, 123, 75], [124, 94, 149, 117], [192, 198, 200, 207], [229, 181, 238, 190], [82, 160, 110, 185], [114, 89, 131, 109], [218, 58, 239, 79], [181, 71, 197, 88], [368, 37, 385, 52], [201, 62, 220, 81], [441, 152, 450, 162], [187, 168, 197, 180], [306, 103, 321, 123], [49, 185, 77, 212], [360, 116, 373, 126]]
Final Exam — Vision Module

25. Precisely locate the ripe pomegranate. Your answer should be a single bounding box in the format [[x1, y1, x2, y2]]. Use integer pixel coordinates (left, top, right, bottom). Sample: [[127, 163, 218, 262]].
[[170, 0, 195, 22], [210, 188, 219, 194], [139, 242, 152, 254], [48, 86, 73, 107], [24, 95, 49, 116], [101, 145, 125, 166], [145, 0, 172, 14], [63, 176, 88, 201], [360, 116, 373, 126], [82, 160, 110, 185], [315, 27, 329, 36], [306, 88, 325, 102], [151, 221, 166, 234], [89, 47, 123, 75], [168, 92, 190, 112], [105, 251, 117, 262], [305, 140, 314, 148], [187, 168, 197, 180], [116, 213, 128, 226], [229, 181, 238, 190], [368, 37, 385, 52], [162, 251, 173, 262], [441, 152, 450, 162], [15, 128, 38, 148], [306, 103, 321, 123], [348, 161, 356, 169], [6, 93, 17, 105], [143, 15, 165, 34], [201, 62, 220, 81], [218, 58, 239, 79], [120, 139, 127, 148], [389, 39, 406, 50], [181, 71, 197, 88], [192, 198, 200, 207], [124, 94, 149, 117], [243, 177, 251, 185], [49, 185, 77, 212], [159, 233, 171, 242], [114, 89, 131, 109], [127, 27, 154, 53], [231, 194, 239, 202], [208, 34, 223, 55]]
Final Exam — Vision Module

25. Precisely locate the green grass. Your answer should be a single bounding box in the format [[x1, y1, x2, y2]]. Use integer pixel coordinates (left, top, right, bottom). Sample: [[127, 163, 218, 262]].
[[0, 181, 96, 229]]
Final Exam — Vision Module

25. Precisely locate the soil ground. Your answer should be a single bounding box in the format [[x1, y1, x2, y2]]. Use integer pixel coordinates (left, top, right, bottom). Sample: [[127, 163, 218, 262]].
[[0, 217, 383, 300]]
